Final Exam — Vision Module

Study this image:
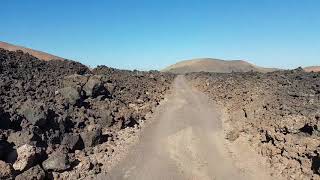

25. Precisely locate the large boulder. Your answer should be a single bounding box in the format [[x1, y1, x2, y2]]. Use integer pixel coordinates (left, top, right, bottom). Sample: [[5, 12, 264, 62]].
[[80, 124, 102, 148], [61, 134, 84, 152], [62, 74, 88, 89], [13, 144, 36, 171], [104, 82, 115, 94], [59, 87, 81, 105], [20, 102, 47, 127], [0, 160, 12, 179], [15, 165, 45, 180], [7, 130, 35, 147], [97, 110, 113, 127], [83, 76, 106, 97], [42, 151, 70, 172]]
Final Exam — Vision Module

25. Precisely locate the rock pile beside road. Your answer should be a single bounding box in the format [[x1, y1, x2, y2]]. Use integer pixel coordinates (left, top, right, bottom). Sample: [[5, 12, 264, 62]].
[[187, 69, 320, 180], [0, 48, 174, 179]]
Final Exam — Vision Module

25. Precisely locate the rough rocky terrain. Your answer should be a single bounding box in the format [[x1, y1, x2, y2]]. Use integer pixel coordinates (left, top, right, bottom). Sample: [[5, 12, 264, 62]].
[[103, 76, 273, 180], [186, 69, 320, 180], [0, 48, 174, 179], [1, 45, 320, 180]]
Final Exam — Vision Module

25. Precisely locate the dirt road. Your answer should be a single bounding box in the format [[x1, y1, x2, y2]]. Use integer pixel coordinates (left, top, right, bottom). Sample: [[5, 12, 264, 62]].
[[102, 75, 272, 180]]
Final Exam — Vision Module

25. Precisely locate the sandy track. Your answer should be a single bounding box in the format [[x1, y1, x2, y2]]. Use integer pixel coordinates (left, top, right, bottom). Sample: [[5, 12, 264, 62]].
[[101, 75, 272, 180]]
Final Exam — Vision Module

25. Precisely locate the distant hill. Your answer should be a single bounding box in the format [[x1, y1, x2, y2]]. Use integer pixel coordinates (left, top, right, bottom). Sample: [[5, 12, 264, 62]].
[[162, 58, 278, 74], [0, 41, 64, 61], [303, 66, 320, 72]]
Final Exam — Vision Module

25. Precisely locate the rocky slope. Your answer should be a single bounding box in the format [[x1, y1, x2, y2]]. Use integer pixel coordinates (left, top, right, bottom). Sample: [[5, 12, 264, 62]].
[[0, 48, 175, 179], [0, 41, 64, 61], [186, 70, 320, 179], [162, 58, 278, 74]]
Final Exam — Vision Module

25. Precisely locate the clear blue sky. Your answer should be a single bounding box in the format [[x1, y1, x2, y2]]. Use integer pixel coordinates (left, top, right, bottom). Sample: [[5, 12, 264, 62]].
[[1, 0, 319, 70]]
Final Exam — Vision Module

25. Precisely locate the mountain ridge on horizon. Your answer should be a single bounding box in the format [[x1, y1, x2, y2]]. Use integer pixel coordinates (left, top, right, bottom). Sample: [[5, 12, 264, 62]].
[[162, 58, 281, 74], [1, 40, 319, 72]]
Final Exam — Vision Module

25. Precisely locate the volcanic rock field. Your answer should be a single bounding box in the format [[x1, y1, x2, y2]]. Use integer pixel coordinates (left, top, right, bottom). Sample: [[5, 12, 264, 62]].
[[1, 48, 320, 180], [187, 70, 320, 180], [0, 49, 174, 179]]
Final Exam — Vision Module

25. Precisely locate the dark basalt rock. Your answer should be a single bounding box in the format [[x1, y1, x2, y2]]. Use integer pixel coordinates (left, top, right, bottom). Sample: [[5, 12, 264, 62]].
[[20, 101, 47, 127], [186, 69, 320, 179], [83, 75, 106, 97], [0, 48, 175, 178], [59, 87, 81, 105], [80, 125, 102, 148], [61, 134, 84, 152], [42, 151, 70, 172], [7, 130, 36, 147]]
